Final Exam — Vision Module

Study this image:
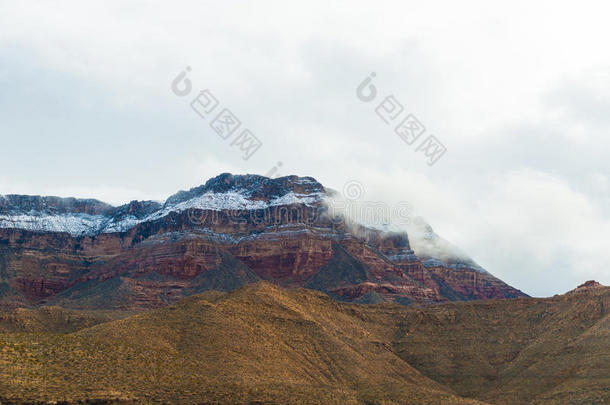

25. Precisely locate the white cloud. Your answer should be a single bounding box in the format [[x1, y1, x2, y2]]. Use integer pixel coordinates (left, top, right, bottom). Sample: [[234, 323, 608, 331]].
[[444, 170, 610, 296]]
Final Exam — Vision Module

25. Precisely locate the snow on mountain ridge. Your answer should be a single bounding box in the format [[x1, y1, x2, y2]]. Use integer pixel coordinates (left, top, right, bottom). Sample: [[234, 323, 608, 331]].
[[165, 173, 325, 206], [0, 185, 327, 236]]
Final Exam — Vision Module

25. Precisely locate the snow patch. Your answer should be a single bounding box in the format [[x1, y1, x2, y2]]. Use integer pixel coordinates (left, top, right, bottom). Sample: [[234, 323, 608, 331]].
[[0, 213, 108, 236], [0, 191, 325, 236]]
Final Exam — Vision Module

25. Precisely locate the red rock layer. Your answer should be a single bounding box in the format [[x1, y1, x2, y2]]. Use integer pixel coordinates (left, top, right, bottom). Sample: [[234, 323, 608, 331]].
[[0, 208, 527, 309]]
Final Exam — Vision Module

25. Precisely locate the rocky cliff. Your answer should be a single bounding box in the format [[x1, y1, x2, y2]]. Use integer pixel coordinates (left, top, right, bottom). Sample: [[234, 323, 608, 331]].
[[0, 174, 527, 309]]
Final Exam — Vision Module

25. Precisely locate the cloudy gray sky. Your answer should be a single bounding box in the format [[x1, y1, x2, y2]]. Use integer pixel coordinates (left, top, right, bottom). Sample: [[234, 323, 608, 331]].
[[1, 0, 609, 296]]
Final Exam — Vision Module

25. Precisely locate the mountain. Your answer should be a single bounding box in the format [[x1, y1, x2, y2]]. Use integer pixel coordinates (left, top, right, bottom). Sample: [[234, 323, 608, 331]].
[[0, 173, 526, 309], [569, 279, 605, 293], [0, 281, 607, 404]]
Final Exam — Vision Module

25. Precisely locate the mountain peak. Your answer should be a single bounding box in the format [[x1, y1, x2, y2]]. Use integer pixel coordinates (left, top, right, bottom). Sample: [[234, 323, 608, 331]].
[[0, 174, 327, 236], [165, 173, 325, 206], [569, 280, 605, 294]]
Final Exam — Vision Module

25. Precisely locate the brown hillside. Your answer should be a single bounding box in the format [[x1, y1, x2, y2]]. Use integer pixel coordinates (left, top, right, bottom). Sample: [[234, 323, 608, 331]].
[[0, 282, 607, 404]]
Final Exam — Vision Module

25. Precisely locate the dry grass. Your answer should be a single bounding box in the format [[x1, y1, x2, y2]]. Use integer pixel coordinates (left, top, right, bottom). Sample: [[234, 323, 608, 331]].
[[0, 283, 608, 404]]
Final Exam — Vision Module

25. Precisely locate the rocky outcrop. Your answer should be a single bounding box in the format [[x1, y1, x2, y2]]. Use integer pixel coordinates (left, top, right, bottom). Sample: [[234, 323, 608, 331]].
[[0, 174, 528, 309], [568, 280, 604, 294]]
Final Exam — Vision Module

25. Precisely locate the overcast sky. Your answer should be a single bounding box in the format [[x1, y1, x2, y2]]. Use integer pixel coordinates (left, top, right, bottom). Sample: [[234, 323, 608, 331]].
[[1, 1, 609, 296]]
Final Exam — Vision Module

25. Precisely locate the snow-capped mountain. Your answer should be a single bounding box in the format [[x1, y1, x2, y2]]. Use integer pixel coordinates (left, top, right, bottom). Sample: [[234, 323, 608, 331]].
[[0, 174, 325, 236], [0, 173, 527, 309]]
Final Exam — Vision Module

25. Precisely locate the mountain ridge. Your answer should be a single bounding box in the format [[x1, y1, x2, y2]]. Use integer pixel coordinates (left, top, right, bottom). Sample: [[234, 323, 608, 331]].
[[0, 280, 606, 404], [0, 173, 527, 309], [0, 174, 326, 236]]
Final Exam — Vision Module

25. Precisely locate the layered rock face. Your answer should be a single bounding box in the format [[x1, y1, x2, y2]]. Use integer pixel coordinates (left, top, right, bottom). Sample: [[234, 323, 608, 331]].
[[0, 174, 527, 309]]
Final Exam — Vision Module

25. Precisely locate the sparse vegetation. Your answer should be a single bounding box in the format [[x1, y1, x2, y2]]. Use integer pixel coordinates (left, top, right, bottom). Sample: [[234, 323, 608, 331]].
[[0, 282, 608, 404]]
